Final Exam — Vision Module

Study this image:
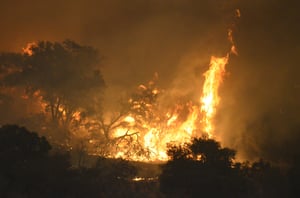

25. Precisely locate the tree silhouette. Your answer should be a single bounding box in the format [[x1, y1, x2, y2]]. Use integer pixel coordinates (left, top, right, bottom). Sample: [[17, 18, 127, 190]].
[[159, 136, 294, 197], [0, 124, 141, 197], [0, 40, 105, 140], [189, 138, 236, 168], [0, 125, 51, 161], [0, 125, 52, 197], [245, 159, 290, 198], [160, 137, 247, 197]]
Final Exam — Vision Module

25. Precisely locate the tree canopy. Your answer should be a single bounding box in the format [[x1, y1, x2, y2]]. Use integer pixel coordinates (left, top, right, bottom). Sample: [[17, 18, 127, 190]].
[[0, 40, 105, 138]]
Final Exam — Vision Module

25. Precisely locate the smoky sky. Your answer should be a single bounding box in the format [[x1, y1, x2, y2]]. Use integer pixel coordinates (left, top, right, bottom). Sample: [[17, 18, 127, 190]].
[[0, 0, 234, 88], [1, 0, 300, 162]]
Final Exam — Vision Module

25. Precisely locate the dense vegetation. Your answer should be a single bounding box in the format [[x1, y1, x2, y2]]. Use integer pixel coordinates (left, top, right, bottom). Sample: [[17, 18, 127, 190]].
[[0, 124, 300, 197], [0, 125, 161, 198], [160, 138, 292, 197]]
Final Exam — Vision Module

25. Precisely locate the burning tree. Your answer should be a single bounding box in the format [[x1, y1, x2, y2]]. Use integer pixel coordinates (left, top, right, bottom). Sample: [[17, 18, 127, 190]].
[[0, 40, 105, 144], [87, 77, 203, 161], [89, 79, 161, 159]]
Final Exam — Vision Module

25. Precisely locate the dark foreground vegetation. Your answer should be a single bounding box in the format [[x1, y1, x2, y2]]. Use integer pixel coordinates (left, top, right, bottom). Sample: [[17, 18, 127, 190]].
[[0, 125, 161, 198], [0, 124, 300, 198]]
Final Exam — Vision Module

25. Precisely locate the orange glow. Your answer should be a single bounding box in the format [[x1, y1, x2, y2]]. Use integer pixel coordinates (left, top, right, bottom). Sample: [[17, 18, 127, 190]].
[[99, 96, 199, 161], [17, 13, 238, 162], [22, 42, 37, 56], [72, 111, 81, 121], [236, 9, 241, 18], [124, 115, 135, 124], [199, 23, 238, 138], [86, 25, 238, 161], [180, 105, 198, 136], [200, 55, 228, 138]]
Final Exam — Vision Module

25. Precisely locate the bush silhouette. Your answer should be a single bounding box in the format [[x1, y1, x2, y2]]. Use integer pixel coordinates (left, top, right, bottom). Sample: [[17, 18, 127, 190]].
[[160, 137, 247, 198]]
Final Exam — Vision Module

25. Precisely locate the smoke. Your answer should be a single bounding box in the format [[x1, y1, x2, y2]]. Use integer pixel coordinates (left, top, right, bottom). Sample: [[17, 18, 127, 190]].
[[0, 0, 233, 86], [1, 0, 300, 163], [216, 0, 300, 163]]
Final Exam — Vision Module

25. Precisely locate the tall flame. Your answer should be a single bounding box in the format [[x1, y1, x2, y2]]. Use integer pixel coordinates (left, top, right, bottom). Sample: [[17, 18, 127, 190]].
[[199, 9, 240, 138], [200, 55, 229, 137], [88, 23, 238, 161]]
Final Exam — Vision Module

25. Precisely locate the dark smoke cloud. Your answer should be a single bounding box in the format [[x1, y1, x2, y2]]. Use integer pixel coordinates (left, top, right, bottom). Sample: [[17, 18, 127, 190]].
[[1, 0, 300, 163]]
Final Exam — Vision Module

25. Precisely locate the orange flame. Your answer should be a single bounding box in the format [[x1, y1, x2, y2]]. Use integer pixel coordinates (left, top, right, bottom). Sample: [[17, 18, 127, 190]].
[[200, 55, 228, 137], [22, 42, 37, 56], [199, 10, 239, 138], [93, 25, 238, 161], [64, 11, 240, 162]]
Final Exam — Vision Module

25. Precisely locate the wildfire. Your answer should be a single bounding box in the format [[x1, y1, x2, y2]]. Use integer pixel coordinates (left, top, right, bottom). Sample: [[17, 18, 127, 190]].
[[200, 55, 228, 137], [87, 24, 238, 161], [94, 85, 200, 161], [15, 11, 240, 163], [199, 9, 239, 138]]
